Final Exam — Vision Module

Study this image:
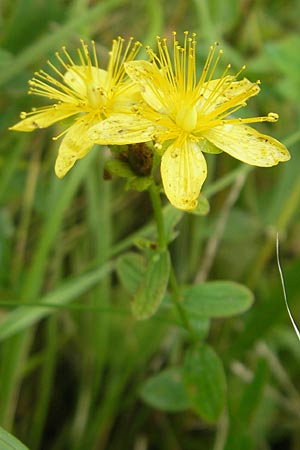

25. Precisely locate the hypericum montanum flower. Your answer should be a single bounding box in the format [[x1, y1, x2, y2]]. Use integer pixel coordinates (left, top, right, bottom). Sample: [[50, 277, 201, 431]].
[[10, 37, 142, 177], [89, 32, 290, 210]]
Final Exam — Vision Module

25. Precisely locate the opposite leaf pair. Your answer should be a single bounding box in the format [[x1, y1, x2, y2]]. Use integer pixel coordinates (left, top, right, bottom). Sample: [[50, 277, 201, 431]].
[[10, 32, 290, 210]]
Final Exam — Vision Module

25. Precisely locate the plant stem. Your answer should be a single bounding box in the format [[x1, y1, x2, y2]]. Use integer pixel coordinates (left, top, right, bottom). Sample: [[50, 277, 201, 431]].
[[169, 267, 197, 340], [148, 185, 197, 341], [148, 185, 167, 249]]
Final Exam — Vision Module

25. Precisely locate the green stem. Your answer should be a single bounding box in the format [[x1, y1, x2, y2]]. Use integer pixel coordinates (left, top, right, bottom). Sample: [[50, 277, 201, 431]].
[[148, 185, 197, 341], [148, 185, 167, 249], [169, 268, 197, 340]]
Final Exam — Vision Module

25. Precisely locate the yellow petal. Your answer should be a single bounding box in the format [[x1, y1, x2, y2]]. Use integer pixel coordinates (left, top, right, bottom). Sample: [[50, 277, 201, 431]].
[[9, 104, 79, 132], [161, 139, 207, 211], [55, 120, 94, 178], [64, 66, 107, 96], [125, 61, 167, 113], [223, 77, 259, 100], [198, 77, 259, 114], [89, 114, 158, 145], [109, 82, 142, 114], [203, 124, 290, 166]]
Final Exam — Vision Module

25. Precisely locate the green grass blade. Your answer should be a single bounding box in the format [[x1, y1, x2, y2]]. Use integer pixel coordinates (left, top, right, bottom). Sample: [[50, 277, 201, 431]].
[[0, 426, 30, 450], [0, 0, 124, 86], [0, 261, 114, 342]]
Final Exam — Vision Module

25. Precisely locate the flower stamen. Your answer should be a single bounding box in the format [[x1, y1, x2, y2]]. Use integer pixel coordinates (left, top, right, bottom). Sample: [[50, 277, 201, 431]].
[[10, 37, 142, 178], [102, 31, 290, 210]]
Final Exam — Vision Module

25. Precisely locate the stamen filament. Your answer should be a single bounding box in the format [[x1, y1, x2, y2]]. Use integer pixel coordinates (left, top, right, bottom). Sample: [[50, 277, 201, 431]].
[[223, 112, 279, 125]]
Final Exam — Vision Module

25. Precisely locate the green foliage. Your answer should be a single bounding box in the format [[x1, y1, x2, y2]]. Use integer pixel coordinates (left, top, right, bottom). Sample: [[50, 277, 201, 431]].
[[116, 252, 147, 295], [225, 359, 270, 450], [140, 345, 227, 422], [264, 35, 300, 100], [0, 426, 30, 450], [201, 139, 223, 154], [182, 281, 254, 318], [105, 158, 153, 192], [140, 367, 190, 412], [183, 345, 227, 422], [186, 193, 210, 216], [233, 358, 269, 428], [105, 158, 135, 178], [0, 262, 114, 342], [117, 248, 170, 319]]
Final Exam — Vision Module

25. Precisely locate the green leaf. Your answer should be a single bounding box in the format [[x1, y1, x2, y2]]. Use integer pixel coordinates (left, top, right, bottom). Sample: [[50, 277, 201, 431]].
[[202, 139, 223, 154], [116, 252, 147, 295], [105, 159, 135, 178], [182, 281, 254, 318], [187, 318, 210, 340], [140, 368, 190, 412], [172, 308, 211, 339], [126, 176, 153, 192], [132, 249, 170, 319], [109, 144, 128, 153], [105, 159, 153, 191], [183, 345, 227, 422], [0, 426, 30, 450], [187, 194, 210, 216], [163, 204, 183, 242]]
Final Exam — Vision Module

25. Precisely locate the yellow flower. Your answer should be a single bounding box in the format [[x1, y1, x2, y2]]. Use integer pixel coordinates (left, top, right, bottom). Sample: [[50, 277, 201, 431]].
[[89, 32, 290, 210], [10, 37, 142, 177]]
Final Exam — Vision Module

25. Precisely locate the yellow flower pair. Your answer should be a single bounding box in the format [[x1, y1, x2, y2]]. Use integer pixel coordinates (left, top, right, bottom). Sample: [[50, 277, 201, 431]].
[[10, 32, 290, 210]]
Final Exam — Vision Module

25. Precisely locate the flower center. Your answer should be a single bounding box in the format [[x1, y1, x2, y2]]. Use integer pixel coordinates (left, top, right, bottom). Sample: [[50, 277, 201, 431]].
[[175, 104, 197, 132], [87, 82, 106, 110]]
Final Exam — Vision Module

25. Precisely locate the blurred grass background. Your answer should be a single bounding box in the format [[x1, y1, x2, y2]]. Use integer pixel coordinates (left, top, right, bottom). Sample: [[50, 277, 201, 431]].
[[1, 0, 300, 449]]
